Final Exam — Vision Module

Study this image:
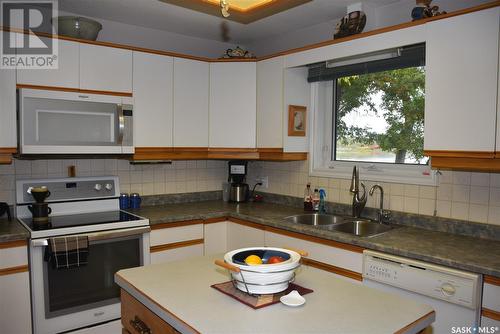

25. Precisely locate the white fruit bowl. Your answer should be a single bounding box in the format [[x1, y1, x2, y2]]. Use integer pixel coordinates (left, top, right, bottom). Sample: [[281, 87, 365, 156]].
[[217, 247, 303, 295]]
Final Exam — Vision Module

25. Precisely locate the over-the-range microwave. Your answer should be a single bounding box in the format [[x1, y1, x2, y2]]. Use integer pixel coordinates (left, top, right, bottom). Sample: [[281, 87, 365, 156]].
[[18, 88, 134, 154]]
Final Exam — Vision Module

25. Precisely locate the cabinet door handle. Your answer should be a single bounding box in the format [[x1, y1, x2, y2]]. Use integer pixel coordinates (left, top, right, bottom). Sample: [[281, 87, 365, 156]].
[[130, 315, 152, 334]]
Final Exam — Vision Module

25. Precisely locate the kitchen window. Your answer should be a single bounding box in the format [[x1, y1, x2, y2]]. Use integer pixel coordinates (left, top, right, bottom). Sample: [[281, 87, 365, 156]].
[[309, 43, 436, 185]]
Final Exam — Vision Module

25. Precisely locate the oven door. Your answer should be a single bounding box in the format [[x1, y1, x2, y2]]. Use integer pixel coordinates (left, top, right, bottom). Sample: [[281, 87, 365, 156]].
[[29, 227, 150, 334], [18, 88, 134, 154]]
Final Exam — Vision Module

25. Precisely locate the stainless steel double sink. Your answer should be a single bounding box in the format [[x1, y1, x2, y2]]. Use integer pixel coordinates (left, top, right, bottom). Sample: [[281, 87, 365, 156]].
[[283, 213, 397, 237]]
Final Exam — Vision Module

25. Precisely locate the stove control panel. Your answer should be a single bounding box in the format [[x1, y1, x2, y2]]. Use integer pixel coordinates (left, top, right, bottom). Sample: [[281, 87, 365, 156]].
[[17, 176, 119, 203]]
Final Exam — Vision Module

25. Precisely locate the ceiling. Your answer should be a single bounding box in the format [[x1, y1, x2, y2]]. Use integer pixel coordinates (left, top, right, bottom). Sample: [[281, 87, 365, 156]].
[[59, 0, 401, 44]]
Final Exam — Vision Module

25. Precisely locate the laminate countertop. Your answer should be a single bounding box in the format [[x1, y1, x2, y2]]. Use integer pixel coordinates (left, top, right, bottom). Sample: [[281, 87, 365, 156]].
[[129, 201, 500, 278], [0, 218, 29, 243], [116, 254, 435, 334]]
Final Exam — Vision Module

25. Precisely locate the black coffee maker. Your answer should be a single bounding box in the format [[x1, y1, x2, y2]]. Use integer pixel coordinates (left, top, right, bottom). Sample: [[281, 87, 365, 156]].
[[228, 161, 249, 203], [28, 186, 52, 225]]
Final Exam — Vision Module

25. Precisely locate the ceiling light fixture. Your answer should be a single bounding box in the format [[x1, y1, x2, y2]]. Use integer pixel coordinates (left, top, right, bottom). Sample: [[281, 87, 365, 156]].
[[220, 0, 230, 17]]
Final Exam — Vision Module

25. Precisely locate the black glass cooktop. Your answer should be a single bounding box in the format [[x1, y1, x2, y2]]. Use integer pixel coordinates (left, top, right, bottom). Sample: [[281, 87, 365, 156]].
[[20, 211, 142, 231]]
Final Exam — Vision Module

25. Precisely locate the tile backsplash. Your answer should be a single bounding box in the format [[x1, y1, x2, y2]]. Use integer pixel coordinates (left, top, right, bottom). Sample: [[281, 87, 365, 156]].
[[0, 158, 227, 205], [2, 157, 500, 226], [247, 160, 500, 226]]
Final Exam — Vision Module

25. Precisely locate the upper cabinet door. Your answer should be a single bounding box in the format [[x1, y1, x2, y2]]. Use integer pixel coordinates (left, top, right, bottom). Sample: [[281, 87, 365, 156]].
[[209, 62, 257, 148], [133, 51, 173, 147], [173, 58, 209, 147], [424, 8, 500, 153], [257, 57, 284, 148], [80, 43, 132, 93], [17, 38, 79, 88]]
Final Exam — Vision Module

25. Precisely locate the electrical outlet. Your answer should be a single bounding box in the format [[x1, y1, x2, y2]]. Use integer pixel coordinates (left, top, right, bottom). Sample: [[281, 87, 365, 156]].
[[256, 176, 269, 189]]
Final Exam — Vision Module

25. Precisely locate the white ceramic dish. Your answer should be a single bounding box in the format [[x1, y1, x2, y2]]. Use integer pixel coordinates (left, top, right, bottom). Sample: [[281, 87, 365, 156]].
[[280, 290, 306, 307], [223, 247, 302, 295]]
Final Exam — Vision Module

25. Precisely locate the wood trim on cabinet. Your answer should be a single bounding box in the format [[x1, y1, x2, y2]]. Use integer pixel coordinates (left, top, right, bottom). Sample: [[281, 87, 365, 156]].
[[394, 311, 436, 334], [150, 239, 204, 253], [227, 217, 266, 230], [258, 1, 500, 61], [257, 148, 308, 161], [206, 148, 260, 160], [484, 275, 500, 286], [264, 225, 365, 253], [2, 26, 212, 62], [150, 219, 204, 230], [430, 156, 500, 172], [0, 265, 29, 276], [0, 148, 17, 165], [301, 258, 362, 281], [133, 147, 208, 161], [203, 217, 228, 224], [0, 239, 27, 249], [16, 84, 133, 97], [425, 150, 495, 158], [3, 2, 499, 62], [482, 308, 500, 321]]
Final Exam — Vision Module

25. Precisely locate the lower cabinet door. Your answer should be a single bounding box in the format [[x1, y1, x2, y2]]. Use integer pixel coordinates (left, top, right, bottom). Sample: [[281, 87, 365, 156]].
[[204, 221, 228, 255], [0, 271, 32, 334], [150, 244, 204, 264], [226, 222, 265, 251], [121, 290, 179, 334]]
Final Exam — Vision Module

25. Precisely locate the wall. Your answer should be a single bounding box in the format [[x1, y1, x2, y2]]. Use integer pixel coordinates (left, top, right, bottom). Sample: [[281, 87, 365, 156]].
[[248, 0, 492, 56], [58, 10, 236, 58], [247, 160, 500, 226], [0, 159, 227, 205]]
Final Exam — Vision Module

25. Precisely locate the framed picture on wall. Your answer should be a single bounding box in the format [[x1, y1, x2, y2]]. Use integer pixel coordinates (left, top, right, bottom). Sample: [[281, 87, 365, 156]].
[[288, 105, 307, 137]]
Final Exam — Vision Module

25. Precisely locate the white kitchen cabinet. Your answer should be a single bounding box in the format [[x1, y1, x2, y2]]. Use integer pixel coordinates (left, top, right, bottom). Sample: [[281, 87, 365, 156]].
[[0, 67, 16, 149], [424, 7, 500, 152], [209, 62, 257, 148], [257, 57, 284, 148], [0, 244, 31, 334], [173, 58, 209, 147], [482, 279, 500, 327], [204, 221, 228, 255], [226, 221, 265, 251], [79, 43, 133, 93], [264, 230, 363, 282], [133, 51, 173, 147], [17, 38, 79, 88], [150, 224, 204, 265]]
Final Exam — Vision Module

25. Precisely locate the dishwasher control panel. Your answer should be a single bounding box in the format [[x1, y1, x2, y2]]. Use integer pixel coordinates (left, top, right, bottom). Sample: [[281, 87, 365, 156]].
[[363, 250, 482, 309]]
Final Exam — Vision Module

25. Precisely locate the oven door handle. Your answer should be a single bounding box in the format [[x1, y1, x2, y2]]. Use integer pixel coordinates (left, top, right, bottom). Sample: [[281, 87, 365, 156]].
[[31, 226, 151, 247]]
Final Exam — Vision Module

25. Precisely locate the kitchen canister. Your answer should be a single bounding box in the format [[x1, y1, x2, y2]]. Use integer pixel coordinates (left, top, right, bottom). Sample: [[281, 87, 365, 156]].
[[119, 193, 129, 209], [130, 193, 142, 209]]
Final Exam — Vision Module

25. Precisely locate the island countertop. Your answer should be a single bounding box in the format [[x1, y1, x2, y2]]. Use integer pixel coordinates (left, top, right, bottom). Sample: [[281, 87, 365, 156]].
[[116, 254, 435, 334]]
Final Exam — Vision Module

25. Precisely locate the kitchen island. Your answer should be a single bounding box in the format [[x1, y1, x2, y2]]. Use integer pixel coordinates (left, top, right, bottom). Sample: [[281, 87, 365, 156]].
[[115, 254, 435, 334]]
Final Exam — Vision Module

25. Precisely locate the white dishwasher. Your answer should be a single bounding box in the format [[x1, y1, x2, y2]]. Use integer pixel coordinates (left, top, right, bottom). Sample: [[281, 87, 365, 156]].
[[363, 250, 482, 334]]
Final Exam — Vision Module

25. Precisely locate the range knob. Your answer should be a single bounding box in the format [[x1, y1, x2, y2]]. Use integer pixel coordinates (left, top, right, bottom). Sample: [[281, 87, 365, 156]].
[[105, 183, 113, 191], [94, 183, 103, 191], [441, 283, 456, 296]]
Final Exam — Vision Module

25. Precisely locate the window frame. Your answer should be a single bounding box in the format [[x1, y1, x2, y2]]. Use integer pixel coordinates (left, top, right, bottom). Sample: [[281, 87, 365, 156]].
[[309, 78, 437, 186]]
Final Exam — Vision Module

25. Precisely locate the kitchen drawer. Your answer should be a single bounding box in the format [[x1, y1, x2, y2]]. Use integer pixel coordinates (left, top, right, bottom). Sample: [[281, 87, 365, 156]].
[[0, 242, 28, 270], [150, 223, 203, 246], [483, 280, 500, 312], [150, 243, 204, 265], [121, 289, 179, 334]]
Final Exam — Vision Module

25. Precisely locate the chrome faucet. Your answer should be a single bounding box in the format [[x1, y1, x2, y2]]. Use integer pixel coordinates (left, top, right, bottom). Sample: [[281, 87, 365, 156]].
[[350, 166, 367, 218], [369, 184, 390, 224]]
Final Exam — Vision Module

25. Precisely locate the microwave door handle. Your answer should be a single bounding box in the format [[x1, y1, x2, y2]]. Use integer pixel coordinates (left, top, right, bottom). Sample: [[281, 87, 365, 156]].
[[117, 104, 125, 145]]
